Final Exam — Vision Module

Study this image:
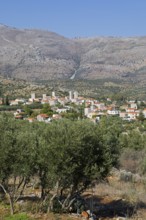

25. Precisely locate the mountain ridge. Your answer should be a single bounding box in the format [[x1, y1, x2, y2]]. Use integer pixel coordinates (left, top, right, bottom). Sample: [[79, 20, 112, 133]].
[[1, 24, 146, 85]]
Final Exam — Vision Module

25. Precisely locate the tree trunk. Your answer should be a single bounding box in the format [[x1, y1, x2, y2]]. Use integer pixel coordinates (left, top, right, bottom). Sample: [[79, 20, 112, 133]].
[[0, 183, 14, 215], [47, 181, 59, 213], [41, 187, 45, 200], [47, 193, 57, 213], [62, 184, 74, 209], [8, 194, 14, 215]]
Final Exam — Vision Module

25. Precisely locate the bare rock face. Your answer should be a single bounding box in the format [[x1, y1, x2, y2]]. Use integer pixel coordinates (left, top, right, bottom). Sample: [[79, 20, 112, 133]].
[[1, 24, 146, 83]]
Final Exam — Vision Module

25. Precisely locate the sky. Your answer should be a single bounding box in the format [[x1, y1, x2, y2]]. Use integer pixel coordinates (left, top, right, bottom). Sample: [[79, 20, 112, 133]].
[[0, 0, 146, 38]]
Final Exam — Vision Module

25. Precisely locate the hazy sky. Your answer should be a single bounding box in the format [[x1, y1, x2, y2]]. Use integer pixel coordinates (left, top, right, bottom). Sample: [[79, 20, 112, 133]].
[[0, 0, 146, 38]]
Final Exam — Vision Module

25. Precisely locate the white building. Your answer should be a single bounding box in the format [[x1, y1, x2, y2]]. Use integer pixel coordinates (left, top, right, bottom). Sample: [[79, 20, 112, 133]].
[[31, 93, 35, 100], [56, 108, 67, 114], [107, 109, 119, 115], [143, 109, 146, 118], [130, 103, 137, 109], [10, 100, 19, 106], [49, 99, 58, 106], [52, 91, 56, 98], [37, 114, 50, 122], [29, 93, 36, 102], [84, 108, 91, 116], [69, 91, 73, 100], [42, 94, 47, 100], [74, 91, 78, 99]]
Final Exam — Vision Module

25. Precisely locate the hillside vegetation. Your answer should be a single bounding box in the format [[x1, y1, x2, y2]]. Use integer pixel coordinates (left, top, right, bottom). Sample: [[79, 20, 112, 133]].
[[1, 114, 146, 219], [0, 76, 53, 98]]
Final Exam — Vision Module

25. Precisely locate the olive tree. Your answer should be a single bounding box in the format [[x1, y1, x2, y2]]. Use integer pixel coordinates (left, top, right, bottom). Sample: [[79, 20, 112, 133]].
[[0, 114, 36, 215], [35, 119, 121, 212]]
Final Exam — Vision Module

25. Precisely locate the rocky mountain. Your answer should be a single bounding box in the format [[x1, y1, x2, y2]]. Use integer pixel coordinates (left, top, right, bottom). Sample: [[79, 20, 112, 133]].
[[0, 24, 79, 81], [1, 24, 146, 85], [77, 37, 146, 83]]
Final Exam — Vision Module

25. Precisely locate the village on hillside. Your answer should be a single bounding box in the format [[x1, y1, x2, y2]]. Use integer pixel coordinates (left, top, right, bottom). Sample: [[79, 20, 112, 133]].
[[0, 91, 146, 123]]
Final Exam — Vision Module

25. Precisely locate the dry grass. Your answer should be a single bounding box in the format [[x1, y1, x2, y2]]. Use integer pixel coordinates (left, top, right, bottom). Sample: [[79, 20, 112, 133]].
[[1, 177, 146, 219]]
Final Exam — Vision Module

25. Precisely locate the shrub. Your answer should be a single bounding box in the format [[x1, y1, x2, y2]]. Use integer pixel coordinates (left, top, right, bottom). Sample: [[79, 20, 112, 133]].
[[4, 213, 31, 220]]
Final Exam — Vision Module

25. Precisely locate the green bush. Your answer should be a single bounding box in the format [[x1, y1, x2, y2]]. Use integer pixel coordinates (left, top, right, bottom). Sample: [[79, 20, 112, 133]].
[[5, 213, 31, 220]]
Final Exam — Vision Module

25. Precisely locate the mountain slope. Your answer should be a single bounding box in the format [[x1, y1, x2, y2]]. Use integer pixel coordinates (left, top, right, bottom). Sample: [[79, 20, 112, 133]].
[[0, 24, 80, 80], [1, 24, 146, 85], [76, 37, 146, 83]]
